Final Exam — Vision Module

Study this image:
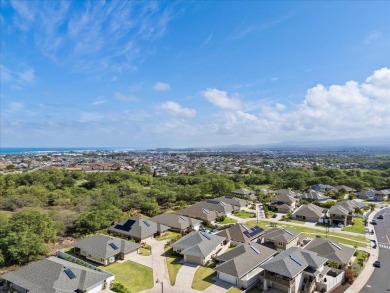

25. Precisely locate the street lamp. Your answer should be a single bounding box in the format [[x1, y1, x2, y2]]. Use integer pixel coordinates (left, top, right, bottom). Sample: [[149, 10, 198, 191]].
[[156, 278, 163, 293]]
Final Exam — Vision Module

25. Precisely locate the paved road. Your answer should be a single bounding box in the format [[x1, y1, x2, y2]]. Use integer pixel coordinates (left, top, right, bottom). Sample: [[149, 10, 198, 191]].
[[361, 207, 390, 293]]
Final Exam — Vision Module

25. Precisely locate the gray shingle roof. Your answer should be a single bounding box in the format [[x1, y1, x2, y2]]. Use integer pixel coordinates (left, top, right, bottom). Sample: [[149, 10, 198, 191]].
[[261, 247, 327, 278], [213, 196, 248, 208], [1, 256, 112, 293], [150, 213, 202, 231], [301, 189, 331, 201], [329, 205, 349, 216], [108, 215, 169, 240], [172, 231, 225, 258], [175, 202, 221, 222], [216, 223, 264, 243], [303, 238, 356, 265], [74, 234, 140, 258], [214, 243, 277, 278], [260, 227, 300, 244], [292, 204, 324, 219]]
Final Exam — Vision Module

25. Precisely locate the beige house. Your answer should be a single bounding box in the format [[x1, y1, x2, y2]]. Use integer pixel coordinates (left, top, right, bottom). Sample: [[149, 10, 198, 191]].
[[258, 227, 300, 251], [292, 204, 324, 222]]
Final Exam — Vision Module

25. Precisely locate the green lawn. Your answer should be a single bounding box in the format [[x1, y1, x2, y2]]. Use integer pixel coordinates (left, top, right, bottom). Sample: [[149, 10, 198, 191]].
[[165, 248, 183, 285], [235, 210, 256, 219], [191, 263, 216, 291], [156, 231, 181, 241], [342, 218, 366, 234], [227, 288, 242, 293], [226, 286, 263, 293], [217, 217, 237, 224], [100, 260, 153, 292], [246, 220, 368, 247], [139, 247, 152, 256]]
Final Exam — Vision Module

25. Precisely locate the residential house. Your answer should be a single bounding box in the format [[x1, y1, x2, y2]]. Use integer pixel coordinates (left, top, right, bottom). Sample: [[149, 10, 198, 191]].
[[311, 184, 336, 192], [1, 256, 114, 293], [258, 227, 300, 251], [74, 234, 140, 266], [328, 200, 366, 226], [176, 202, 220, 224], [374, 189, 389, 202], [271, 190, 297, 213], [150, 213, 202, 233], [261, 247, 345, 293], [292, 204, 324, 223], [232, 188, 257, 201], [214, 242, 277, 288], [301, 189, 332, 202], [203, 199, 240, 215], [356, 189, 376, 200], [304, 238, 356, 268], [333, 185, 356, 193], [172, 231, 227, 265], [216, 223, 265, 243], [212, 196, 249, 209], [108, 215, 169, 242]]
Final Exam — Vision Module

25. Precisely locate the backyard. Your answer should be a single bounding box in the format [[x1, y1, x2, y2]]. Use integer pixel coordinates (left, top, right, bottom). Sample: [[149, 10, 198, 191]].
[[100, 260, 153, 292], [217, 216, 237, 225], [235, 210, 256, 219]]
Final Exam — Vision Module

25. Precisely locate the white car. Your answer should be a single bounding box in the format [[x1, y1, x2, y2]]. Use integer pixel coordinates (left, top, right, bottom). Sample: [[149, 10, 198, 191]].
[[337, 223, 344, 228]]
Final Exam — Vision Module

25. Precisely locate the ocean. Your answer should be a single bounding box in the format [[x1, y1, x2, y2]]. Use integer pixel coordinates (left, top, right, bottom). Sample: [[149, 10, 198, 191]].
[[0, 147, 134, 155]]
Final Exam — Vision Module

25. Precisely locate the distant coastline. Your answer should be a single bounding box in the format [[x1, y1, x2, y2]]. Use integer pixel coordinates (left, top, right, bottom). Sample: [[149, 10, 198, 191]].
[[0, 147, 133, 155]]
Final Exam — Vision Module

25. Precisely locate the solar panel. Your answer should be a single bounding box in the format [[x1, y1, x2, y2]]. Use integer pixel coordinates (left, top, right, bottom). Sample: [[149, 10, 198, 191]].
[[220, 201, 226, 206], [200, 232, 211, 240], [143, 220, 151, 227], [207, 199, 219, 204], [114, 219, 135, 231], [64, 267, 76, 279], [109, 242, 119, 250], [283, 229, 294, 236], [289, 255, 303, 266], [249, 243, 260, 254], [329, 241, 342, 250]]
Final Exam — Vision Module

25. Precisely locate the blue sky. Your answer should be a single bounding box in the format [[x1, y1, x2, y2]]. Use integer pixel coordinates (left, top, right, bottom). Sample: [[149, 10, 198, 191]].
[[1, 1, 389, 148]]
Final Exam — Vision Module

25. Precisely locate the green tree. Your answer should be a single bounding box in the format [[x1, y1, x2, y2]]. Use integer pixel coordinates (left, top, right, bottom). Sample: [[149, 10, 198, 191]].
[[111, 282, 130, 293]]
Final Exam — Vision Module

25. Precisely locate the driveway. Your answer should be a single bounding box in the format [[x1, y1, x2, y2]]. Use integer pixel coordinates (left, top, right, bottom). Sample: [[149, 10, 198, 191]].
[[175, 263, 199, 290], [203, 278, 234, 293]]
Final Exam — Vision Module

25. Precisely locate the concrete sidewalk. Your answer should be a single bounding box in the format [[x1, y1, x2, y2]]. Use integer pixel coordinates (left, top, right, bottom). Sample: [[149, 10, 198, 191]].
[[344, 208, 380, 293]]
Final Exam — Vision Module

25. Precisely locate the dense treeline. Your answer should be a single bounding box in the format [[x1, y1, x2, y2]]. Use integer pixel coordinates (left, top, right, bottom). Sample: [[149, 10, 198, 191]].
[[0, 167, 389, 267]]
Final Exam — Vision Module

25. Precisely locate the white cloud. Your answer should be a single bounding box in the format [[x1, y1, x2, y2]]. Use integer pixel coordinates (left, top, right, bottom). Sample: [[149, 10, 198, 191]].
[[153, 81, 171, 91], [364, 31, 382, 44], [18, 68, 35, 83], [9, 102, 24, 112], [115, 92, 139, 102], [0, 64, 35, 86], [92, 98, 107, 106], [202, 88, 242, 110], [210, 67, 390, 141], [158, 101, 196, 118], [79, 112, 104, 123]]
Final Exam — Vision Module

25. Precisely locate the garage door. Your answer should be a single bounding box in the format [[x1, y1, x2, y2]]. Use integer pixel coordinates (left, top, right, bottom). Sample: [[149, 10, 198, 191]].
[[185, 255, 202, 265], [218, 272, 237, 285], [87, 282, 104, 293]]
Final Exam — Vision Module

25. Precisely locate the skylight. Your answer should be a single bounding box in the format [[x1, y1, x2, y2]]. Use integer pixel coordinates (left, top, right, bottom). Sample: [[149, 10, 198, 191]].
[[289, 254, 303, 266], [143, 220, 151, 227], [249, 243, 260, 254], [242, 224, 250, 231], [202, 208, 210, 214], [109, 242, 119, 250], [200, 232, 211, 240], [179, 215, 186, 221], [220, 201, 226, 206], [64, 267, 76, 279], [283, 229, 294, 236], [329, 241, 342, 250]]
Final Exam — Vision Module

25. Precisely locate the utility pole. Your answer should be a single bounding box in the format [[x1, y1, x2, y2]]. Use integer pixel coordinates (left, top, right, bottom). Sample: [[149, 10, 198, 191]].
[[156, 279, 163, 293]]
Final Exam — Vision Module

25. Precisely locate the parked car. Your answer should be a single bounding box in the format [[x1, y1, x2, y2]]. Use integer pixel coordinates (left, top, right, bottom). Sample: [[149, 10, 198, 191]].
[[337, 223, 344, 228], [373, 261, 381, 268], [377, 215, 384, 219], [371, 220, 377, 225]]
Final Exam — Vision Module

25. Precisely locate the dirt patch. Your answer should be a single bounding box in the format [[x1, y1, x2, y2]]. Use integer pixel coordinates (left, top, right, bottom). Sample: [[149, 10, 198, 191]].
[[329, 282, 351, 293], [48, 236, 76, 254]]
